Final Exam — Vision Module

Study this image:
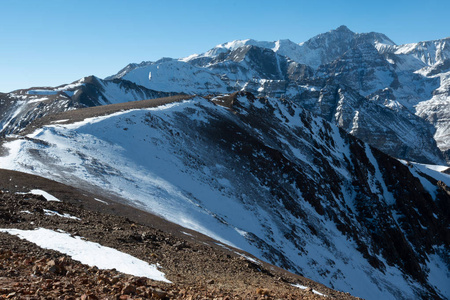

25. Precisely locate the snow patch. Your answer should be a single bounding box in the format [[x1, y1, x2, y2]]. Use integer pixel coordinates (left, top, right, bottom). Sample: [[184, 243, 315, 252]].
[[93, 198, 109, 205], [43, 209, 81, 220], [292, 284, 327, 297], [29, 189, 61, 202], [0, 228, 171, 282]]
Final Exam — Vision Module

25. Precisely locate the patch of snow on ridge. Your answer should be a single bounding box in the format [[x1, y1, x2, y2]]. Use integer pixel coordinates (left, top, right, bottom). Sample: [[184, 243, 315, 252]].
[[120, 59, 228, 94], [0, 228, 171, 282], [426, 247, 450, 298], [94, 198, 109, 205], [0, 100, 26, 132], [292, 284, 326, 297], [0, 96, 439, 300], [29, 189, 61, 202], [365, 145, 395, 205], [43, 209, 81, 220]]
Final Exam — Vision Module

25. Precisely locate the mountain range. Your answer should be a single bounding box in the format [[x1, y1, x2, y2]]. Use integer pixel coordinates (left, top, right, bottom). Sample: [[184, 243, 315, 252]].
[[2, 26, 450, 166], [0, 26, 449, 299]]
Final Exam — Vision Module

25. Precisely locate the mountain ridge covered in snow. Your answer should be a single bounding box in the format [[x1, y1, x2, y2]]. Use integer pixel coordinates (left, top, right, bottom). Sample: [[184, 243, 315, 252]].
[[1, 92, 449, 299]]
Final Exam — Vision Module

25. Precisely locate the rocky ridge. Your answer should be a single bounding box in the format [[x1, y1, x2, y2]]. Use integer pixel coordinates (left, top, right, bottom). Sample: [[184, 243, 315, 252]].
[[0, 76, 175, 136]]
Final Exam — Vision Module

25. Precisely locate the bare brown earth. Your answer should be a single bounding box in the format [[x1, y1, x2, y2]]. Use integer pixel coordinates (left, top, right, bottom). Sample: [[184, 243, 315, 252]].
[[0, 169, 359, 299]]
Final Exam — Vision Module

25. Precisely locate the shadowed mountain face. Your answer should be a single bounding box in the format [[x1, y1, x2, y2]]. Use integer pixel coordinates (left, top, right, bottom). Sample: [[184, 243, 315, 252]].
[[1, 92, 449, 299]]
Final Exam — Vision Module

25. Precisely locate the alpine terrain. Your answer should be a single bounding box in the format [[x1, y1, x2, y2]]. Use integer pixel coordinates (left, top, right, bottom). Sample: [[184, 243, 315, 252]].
[[0, 26, 449, 300]]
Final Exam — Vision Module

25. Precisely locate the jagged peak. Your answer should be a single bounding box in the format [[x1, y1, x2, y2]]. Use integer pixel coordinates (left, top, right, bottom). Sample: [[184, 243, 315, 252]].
[[335, 25, 354, 33]]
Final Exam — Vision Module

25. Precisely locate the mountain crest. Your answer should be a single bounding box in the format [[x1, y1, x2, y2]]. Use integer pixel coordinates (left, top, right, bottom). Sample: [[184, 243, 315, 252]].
[[335, 25, 353, 33]]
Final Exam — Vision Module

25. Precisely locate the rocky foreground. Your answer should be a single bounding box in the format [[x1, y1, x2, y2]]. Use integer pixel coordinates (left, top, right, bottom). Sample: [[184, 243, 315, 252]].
[[0, 170, 357, 300]]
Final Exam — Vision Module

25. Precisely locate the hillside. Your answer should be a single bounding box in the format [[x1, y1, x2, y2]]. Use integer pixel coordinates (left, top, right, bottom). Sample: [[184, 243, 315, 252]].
[[0, 169, 353, 299], [1, 92, 449, 299]]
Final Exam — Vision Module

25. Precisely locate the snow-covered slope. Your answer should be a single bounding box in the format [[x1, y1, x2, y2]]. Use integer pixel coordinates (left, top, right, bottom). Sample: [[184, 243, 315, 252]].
[[0, 76, 172, 135], [1, 93, 448, 299]]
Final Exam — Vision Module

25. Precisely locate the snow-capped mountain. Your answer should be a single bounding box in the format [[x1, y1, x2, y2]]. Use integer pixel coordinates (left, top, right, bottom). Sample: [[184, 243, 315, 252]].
[[105, 26, 450, 165], [0, 76, 173, 135], [1, 92, 449, 299]]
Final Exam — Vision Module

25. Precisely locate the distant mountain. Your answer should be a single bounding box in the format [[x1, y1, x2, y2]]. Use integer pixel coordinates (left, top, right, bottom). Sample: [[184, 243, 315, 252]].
[[1, 92, 448, 299], [0, 76, 173, 135], [105, 26, 450, 165]]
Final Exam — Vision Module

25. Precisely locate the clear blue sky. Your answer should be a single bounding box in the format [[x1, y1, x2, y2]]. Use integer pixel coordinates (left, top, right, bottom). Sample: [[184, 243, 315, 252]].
[[1, 0, 449, 92]]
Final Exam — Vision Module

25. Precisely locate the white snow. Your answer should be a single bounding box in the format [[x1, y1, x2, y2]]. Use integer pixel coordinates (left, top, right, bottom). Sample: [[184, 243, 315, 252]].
[[120, 60, 228, 94], [292, 284, 327, 297], [399, 160, 450, 199], [29, 189, 61, 202], [365, 145, 395, 205], [43, 209, 81, 220], [94, 198, 109, 205], [0, 100, 26, 132], [235, 252, 259, 264], [0, 228, 170, 282], [51, 119, 69, 124], [426, 247, 450, 298], [415, 91, 450, 152], [28, 97, 49, 104]]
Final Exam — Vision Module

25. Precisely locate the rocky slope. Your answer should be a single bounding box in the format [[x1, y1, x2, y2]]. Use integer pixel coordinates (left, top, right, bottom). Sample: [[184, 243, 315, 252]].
[[1, 169, 349, 299], [1, 92, 448, 299]]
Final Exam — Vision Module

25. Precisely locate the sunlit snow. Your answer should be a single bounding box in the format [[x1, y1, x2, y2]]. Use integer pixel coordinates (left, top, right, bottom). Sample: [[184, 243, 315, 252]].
[[0, 228, 171, 282], [29, 189, 61, 202]]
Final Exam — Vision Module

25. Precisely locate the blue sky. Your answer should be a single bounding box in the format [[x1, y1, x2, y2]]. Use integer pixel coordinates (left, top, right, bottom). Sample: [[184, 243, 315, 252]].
[[1, 0, 449, 92]]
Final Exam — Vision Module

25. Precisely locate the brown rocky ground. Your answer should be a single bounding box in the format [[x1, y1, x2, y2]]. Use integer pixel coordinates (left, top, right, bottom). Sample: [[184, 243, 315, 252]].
[[0, 169, 358, 299]]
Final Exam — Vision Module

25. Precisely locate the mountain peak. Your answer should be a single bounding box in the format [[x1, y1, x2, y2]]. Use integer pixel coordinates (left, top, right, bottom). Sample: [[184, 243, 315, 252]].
[[335, 25, 353, 33]]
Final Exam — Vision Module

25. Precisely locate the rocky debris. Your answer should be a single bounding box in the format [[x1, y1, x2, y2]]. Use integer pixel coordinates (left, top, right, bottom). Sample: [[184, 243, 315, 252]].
[[0, 190, 356, 299], [437, 180, 450, 196]]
